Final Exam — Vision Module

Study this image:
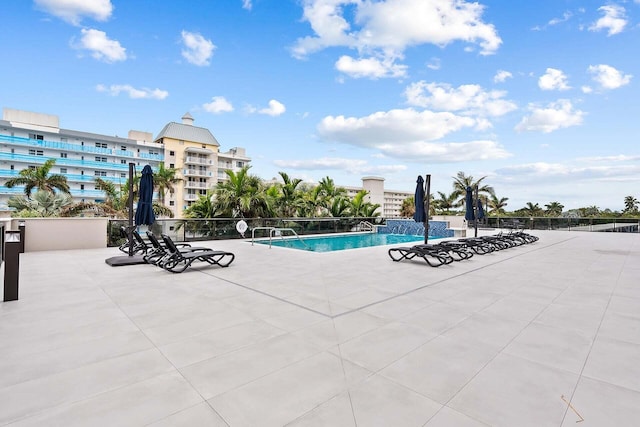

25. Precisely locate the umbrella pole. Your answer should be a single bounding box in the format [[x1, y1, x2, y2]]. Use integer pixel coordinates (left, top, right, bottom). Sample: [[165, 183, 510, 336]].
[[127, 162, 135, 257], [424, 174, 431, 244], [474, 185, 479, 238]]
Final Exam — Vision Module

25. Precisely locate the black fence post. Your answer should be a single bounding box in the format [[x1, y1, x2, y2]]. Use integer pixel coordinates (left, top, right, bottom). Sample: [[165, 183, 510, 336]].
[[18, 220, 25, 253], [4, 231, 21, 302]]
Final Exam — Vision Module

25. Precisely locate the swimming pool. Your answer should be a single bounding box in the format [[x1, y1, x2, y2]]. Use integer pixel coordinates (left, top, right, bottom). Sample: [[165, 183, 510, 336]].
[[254, 233, 427, 252]]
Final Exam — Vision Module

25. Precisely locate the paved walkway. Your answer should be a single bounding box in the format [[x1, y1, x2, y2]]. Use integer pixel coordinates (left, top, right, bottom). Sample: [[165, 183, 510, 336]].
[[1, 230, 639, 426]]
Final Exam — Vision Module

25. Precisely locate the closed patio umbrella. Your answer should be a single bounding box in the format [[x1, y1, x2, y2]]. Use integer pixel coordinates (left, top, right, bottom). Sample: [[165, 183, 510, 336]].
[[413, 175, 426, 223], [135, 165, 155, 227], [464, 186, 475, 222]]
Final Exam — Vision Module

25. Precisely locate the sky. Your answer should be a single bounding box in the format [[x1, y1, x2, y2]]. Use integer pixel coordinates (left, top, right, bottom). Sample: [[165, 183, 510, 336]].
[[1, 0, 639, 211]]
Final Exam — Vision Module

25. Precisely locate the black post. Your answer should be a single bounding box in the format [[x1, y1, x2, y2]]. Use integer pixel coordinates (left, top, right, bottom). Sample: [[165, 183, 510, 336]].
[[4, 231, 20, 301], [18, 220, 25, 253], [127, 162, 135, 257], [474, 186, 479, 238], [423, 174, 431, 244]]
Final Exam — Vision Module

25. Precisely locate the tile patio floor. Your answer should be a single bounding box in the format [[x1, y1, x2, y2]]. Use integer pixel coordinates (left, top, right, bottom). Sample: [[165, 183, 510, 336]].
[[0, 230, 639, 426]]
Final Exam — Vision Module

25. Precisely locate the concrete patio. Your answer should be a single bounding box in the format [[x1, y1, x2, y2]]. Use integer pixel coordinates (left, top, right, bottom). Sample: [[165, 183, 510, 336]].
[[1, 230, 639, 426]]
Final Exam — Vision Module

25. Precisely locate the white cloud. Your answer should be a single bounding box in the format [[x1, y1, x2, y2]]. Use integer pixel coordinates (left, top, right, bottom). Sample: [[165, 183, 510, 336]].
[[538, 68, 570, 91], [335, 55, 407, 79], [75, 28, 126, 62], [315, 107, 510, 162], [259, 100, 286, 116], [273, 157, 408, 175], [292, 0, 501, 77], [581, 86, 593, 94], [96, 84, 168, 99], [318, 108, 476, 145], [181, 31, 215, 66], [203, 96, 234, 113], [242, 0, 252, 11], [588, 64, 632, 90], [35, 0, 113, 25], [548, 11, 572, 26], [493, 70, 512, 83], [404, 82, 517, 117], [589, 5, 627, 36], [515, 99, 584, 133], [427, 57, 441, 70]]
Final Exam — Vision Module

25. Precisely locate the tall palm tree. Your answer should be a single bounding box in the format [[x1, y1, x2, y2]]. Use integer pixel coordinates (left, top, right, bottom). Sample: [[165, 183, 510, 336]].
[[347, 190, 380, 217], [6, 158, 70, 197], [520, 202, 544, 216], [154, 163, 181, 204], [316, 176, 347, 213], [544, 201, 564, 216], [451, 171, 494, 206], [623, 195, 639, 213]]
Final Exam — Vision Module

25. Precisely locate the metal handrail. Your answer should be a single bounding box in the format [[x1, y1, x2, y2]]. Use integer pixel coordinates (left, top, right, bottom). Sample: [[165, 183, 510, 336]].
[[251, 226, 309, 249], [358, 221, 375, 232]]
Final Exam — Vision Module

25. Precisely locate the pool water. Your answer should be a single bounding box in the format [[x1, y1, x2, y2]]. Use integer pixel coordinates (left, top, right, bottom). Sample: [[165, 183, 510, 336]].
[[256, 233, 427, 252]]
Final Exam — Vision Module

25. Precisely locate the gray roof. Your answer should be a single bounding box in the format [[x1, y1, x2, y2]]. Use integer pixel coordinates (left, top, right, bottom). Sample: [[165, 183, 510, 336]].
[[154, 122, 220, 146]]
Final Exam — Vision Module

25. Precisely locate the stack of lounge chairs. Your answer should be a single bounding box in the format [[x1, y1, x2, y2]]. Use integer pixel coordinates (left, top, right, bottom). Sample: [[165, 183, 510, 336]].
[[119, 229, 235, 273], [389, 230, 538, 267]]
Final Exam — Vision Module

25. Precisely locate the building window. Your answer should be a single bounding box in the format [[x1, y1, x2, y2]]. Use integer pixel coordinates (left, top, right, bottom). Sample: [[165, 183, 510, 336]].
[[169, 163, 174, 168], [80, 184, 85, 190], [61, 137, 67, 142], [60, 152, 67, 158], [28, 149, 44, 156], [95, 142, 108, 149], [120, 145, 127, 151], [120, 173, 126, 178], [169, 151, 175, 156], [120, 159, 127, 164], [95, 156, 107, 162], [169, 201, 175, 206], [237, 161, 244, 168], [10, 165, 14, 170], [60, 168, 67, 174], [94, 171, 107, 177], [28, 133, 44, 140]]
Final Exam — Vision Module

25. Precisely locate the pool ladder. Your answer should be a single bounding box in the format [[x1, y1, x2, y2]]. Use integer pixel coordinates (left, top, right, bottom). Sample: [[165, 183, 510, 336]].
[[251, 227, 309, 249]]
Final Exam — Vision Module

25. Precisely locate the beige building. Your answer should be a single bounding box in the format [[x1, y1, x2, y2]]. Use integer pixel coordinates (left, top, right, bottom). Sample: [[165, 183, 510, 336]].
[[154, 113, 250, 218], [344, 176, 412, 218]]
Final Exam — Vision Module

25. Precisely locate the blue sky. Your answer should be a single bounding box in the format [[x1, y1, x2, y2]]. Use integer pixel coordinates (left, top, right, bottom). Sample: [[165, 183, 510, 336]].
[[2, 0, 639, 211]]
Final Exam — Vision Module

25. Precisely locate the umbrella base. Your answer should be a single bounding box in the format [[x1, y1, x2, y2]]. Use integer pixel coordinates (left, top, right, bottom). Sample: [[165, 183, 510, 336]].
[[105, 255, 147, 267]]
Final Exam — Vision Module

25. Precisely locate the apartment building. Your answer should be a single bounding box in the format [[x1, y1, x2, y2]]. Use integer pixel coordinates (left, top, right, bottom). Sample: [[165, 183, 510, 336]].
[[0, 108, 163, 209], [153, 113, 251, 218], [344, 176, 412, 218]]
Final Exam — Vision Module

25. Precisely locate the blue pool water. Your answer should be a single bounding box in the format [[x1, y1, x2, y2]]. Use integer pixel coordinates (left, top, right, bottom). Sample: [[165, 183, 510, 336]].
[[255, 233, 427, 252]]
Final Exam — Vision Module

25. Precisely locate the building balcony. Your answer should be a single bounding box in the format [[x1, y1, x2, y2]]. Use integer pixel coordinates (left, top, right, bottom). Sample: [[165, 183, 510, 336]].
[[183, 169, 211, 177], [184, 156, 212, 165], [184, 194, 200, 201], [184, 181, 209, 189]]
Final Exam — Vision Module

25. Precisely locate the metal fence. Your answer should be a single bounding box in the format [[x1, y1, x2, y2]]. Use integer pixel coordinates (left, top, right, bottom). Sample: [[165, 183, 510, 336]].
[[107, 217, 384, 247]]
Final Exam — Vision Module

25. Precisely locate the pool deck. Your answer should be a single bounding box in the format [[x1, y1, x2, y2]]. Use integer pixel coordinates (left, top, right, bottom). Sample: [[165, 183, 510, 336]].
[[1, 229, 639, 426]]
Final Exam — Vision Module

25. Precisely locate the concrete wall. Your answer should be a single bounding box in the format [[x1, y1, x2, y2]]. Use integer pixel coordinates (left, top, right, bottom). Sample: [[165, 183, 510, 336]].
[[10, 218, 109, 252], [432, 215, 466, 229]]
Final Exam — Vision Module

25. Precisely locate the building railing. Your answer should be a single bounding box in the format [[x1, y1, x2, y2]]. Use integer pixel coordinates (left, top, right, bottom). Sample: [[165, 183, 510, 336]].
[[479, 216, 639, 233]]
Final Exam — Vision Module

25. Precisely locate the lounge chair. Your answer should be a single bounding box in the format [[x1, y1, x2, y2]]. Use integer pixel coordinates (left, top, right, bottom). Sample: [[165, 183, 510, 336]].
[[143, 232, 198, 266], [118, 226, 147, 255], [160, 234, 235, 273], [388, 245, 452, 267]]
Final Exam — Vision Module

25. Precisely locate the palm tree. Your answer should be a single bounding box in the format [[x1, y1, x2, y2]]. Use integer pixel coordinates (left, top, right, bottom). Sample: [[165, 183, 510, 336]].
[[623, 195, 639, 213], [487, 190, 509, 215], [275, 171, 304, 217], [214, 166, 271, 218], [316, 176, 347, 214], [154, 163, 181, 204], [400, 197, 414, 218], [433, 191, 458, 214], [6, 159, 70, 197], [451, 171, 494, 206], [520, 202, 544, 216], [347, 190, 380, 217], [8, 190, 73, 217], [544, 201, 564, 216]]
